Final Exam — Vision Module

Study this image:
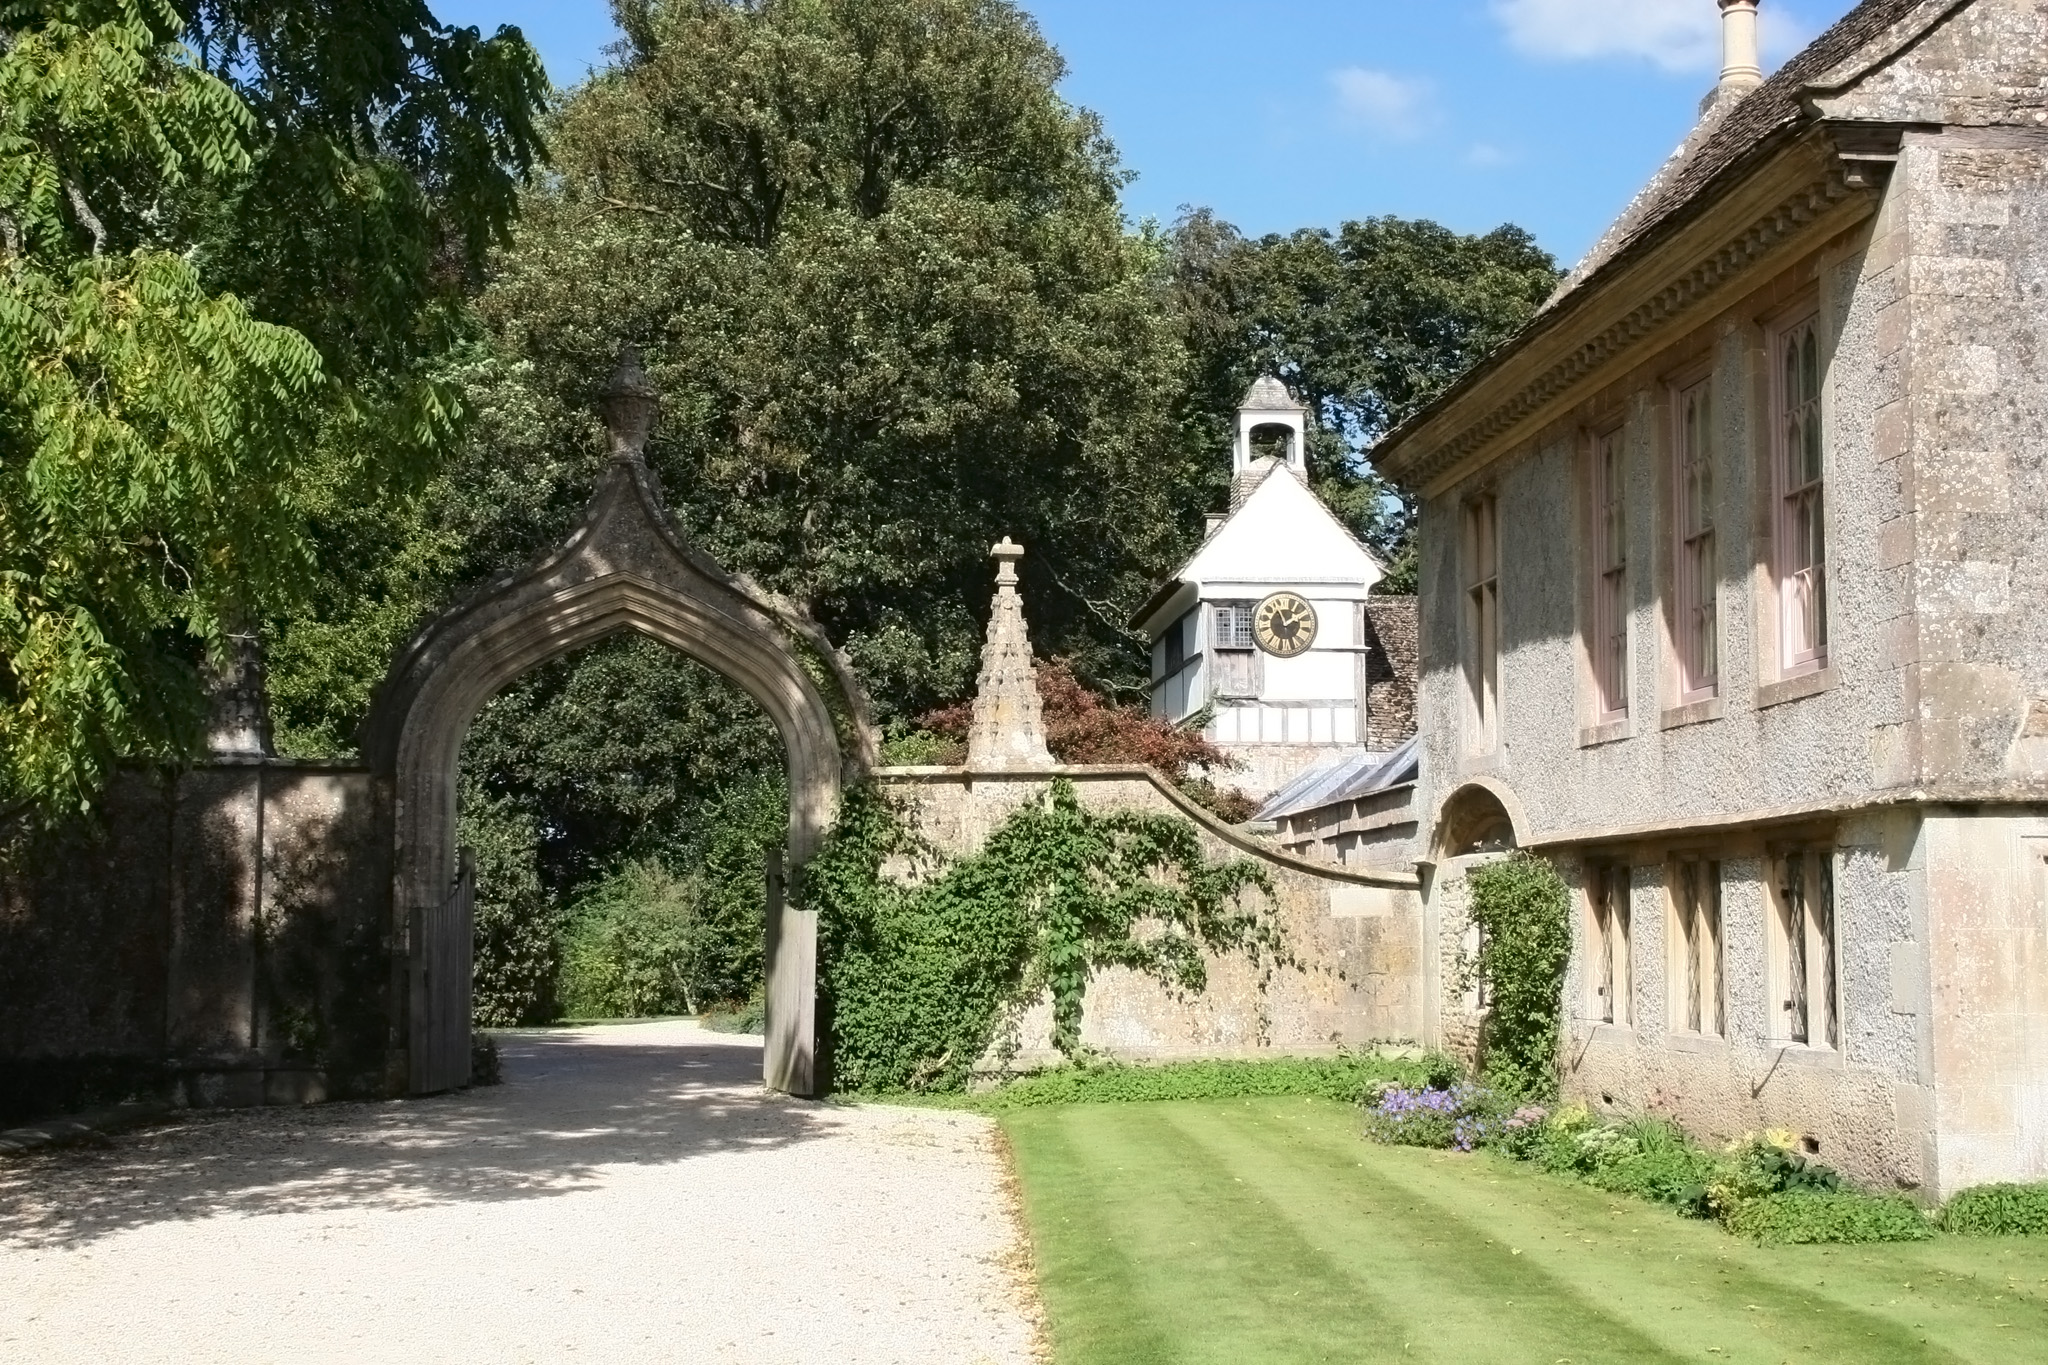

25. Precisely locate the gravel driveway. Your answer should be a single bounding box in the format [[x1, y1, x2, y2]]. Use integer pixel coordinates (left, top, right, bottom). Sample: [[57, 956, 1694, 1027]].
[[0, 1020, 1042, 1365]]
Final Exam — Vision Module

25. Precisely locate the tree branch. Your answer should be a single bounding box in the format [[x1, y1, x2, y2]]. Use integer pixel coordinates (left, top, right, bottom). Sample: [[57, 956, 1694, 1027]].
[[64, 180, 105, 256], [1042, 561, 1146, 647]]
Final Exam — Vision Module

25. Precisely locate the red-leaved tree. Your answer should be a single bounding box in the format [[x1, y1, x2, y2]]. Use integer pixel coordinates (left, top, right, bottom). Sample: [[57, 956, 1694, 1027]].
[[921, 659, 1257, 821]]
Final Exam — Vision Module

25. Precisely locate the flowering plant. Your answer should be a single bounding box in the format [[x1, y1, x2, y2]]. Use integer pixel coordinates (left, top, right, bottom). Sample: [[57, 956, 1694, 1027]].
[[1492, 1104, 1552, 1159], [1362, 1083, 1502, 1151]]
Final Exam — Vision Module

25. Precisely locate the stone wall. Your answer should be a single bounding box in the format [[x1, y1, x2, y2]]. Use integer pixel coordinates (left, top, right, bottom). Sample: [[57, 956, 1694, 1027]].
[[0, 763, 392, 1120], [1919, 808, 2048, 1195], [1552, 812, 1926, 1195], [1363, 596, 1419, 750], [875, 764, 1426, 1069], [1271, 784, 1421, 868]]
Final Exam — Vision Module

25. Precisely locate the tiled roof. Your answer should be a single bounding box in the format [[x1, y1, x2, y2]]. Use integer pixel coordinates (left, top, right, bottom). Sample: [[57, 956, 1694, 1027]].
[[1550, 0, 1935, 307], [1254, 734, 1420, 822]]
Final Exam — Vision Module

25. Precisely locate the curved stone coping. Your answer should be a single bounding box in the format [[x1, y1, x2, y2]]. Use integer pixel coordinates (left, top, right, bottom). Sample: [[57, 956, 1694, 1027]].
[[874, 764, 1423, 890]]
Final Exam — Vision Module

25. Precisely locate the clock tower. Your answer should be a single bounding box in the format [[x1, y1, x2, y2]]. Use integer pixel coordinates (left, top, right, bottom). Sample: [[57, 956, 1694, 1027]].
[[1131, 378, 1408, 801]]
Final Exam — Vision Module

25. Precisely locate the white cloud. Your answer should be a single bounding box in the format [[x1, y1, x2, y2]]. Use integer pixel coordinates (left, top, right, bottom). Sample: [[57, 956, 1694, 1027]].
[[1330, 67, 1436, 140], [1490, 0, 1809, 73]]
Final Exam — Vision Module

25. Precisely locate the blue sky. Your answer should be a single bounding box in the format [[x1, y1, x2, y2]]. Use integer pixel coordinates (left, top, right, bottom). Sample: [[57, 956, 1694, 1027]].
[[434, 0, 1853, 268]]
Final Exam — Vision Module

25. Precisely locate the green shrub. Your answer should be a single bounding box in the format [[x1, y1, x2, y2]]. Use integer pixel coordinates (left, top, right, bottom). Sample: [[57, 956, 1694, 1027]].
[[1705, 1131, 1843, 1220], [1523, 1110, 1707, 1204], [1941, 1181, 2048, 1236], [1724, 1191, 1933, 1245], [466, 782, 566, 1027], [879, 726, 963, 766], [559, 861, 715, 1018], [1463, 854, 1571, 1099], [702, 996, 766, 1035], [971, 1053, 1444, 1111], [814, 781, 1281, 1093]]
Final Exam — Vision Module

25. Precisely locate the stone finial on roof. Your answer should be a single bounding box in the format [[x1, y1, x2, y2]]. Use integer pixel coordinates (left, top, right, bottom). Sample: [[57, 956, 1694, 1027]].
[[966, 537, 1056, 772]]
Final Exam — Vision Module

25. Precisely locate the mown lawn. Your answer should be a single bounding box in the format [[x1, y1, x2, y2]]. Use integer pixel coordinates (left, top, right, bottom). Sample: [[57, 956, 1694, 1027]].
[[1001, 1096, 2048, 1364]]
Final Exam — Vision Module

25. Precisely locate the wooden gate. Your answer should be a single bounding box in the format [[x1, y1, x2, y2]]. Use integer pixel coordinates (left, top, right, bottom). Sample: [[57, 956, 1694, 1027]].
[[410, 846, 476, 1094]]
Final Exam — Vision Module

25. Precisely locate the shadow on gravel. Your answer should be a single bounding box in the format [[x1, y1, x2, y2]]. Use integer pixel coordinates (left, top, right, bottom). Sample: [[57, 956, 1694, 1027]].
[[0, 1027, 834, 1250]]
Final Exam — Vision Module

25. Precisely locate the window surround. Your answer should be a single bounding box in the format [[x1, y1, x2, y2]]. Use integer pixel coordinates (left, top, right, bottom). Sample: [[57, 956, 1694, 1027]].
[[1667, 857, 1724, 1038], [1584, 862, 1632, 1027], [1770, 310, 1828, 681], [1670, 371, 1720, 706], [1209, 601, 1260, 700], [1585, 425, 1631, 726], [1659, 696, 1726, 731], [1767, 844, 1840, 1050], [1756, 666, 1837, 711], [1461, 492, 1501, 755]]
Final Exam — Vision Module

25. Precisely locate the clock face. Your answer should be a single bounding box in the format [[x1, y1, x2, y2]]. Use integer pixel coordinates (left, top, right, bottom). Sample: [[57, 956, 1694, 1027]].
[[1254, 592, 1318, 658]]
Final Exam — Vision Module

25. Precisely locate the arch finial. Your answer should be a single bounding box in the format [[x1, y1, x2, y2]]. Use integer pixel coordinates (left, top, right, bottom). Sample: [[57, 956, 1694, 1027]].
[[600, 345, 658, 460]]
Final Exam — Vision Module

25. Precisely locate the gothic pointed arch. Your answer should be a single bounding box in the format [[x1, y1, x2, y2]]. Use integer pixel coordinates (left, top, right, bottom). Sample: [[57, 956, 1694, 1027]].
[[359, 353, 876, 1099]]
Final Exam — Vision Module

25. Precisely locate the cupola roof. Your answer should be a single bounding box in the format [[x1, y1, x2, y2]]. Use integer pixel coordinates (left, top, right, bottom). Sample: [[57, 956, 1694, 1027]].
[[1240, 376, 1306, 412]]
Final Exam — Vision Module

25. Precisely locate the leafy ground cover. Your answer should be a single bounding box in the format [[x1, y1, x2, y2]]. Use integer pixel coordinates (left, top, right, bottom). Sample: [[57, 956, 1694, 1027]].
[[1000, 1096, 2048, 1364], [879, 1053, 1453, 1112]]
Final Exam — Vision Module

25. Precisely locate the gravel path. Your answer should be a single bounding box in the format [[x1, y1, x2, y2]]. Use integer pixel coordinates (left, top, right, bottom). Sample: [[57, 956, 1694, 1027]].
[[0, 1020, 1042, 1365]]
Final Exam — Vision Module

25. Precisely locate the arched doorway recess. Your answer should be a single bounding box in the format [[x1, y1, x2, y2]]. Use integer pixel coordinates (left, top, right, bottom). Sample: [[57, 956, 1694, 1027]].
[[360, 352, 877, 1098], [1431, 780, 1527, 861]]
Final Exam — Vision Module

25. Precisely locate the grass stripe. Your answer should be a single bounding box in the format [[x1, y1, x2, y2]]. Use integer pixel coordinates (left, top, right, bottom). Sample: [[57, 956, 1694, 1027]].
[[1002, 1107, 1184, 1363], [1224, 1100, 1972, 1363], [1006, 1103, 1415, 1362], [1000, 1097, 2048, 1364], [1163, 1099, 1690, 1363]]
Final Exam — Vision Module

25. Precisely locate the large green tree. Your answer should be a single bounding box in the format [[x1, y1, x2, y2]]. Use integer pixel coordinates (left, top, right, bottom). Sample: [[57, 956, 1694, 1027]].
[[0, 0, 544, 821], [270, 0, 1206, 764]]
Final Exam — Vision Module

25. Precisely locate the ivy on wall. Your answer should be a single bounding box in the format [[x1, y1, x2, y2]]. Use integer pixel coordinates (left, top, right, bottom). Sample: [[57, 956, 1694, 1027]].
[[811, 779, 1280, 1093], [1462, 853, 1571, 1100]]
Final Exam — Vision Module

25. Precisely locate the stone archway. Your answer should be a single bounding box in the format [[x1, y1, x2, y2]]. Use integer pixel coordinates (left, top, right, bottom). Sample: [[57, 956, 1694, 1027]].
[[1430, 780, 1528, 860], [359, 353, 876, 1099]]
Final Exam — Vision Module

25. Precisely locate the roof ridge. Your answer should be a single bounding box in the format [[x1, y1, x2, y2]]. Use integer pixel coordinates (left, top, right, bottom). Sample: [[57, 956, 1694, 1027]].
[[1546, 0, 1939, 312]]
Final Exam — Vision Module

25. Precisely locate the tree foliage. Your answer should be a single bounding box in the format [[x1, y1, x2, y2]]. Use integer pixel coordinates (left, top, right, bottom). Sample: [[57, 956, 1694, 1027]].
[[234, 0, 1562, 1027], [268, 0, 1208, 757], [0, 0, 545, 819]]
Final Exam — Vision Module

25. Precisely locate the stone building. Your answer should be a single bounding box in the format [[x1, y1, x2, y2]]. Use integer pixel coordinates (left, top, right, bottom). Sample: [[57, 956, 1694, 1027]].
[[1372, 0, 2048, 1196], [1134, 378, 1413, 798]]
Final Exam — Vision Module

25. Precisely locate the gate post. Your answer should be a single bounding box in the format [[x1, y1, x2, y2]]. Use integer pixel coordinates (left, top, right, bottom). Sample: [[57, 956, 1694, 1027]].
[[762, 847, 818, 1096]]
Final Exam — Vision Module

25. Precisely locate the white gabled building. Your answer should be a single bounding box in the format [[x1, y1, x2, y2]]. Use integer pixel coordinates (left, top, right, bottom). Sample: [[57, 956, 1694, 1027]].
[[1133, 378, 1397, 798]]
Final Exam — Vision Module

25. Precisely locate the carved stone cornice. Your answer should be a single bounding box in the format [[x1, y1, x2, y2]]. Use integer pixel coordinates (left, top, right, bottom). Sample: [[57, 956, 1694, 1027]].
[[1378, 130, 1875, 498]]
